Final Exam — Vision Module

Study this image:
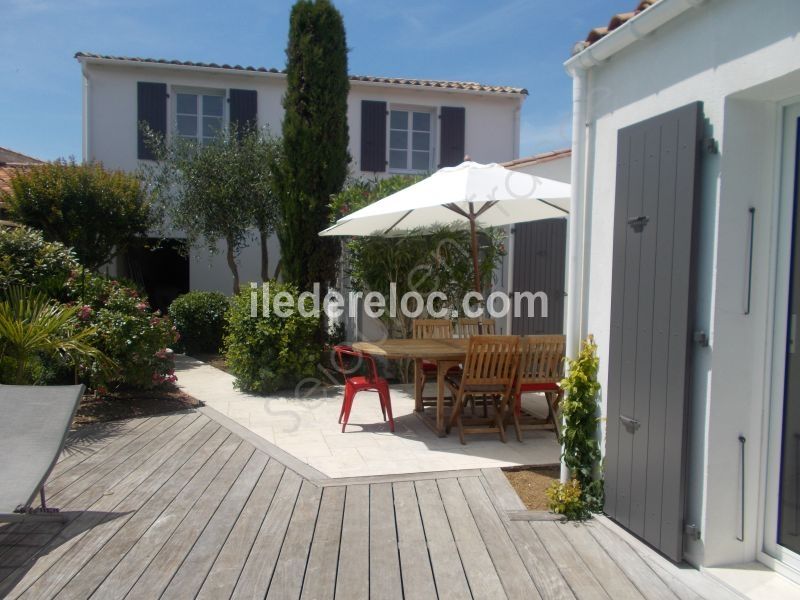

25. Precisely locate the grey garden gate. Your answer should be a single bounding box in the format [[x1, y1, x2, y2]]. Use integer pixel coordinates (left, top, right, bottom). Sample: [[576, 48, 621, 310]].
[[511, 218, 566, 335], [604, 102, 704, 562]]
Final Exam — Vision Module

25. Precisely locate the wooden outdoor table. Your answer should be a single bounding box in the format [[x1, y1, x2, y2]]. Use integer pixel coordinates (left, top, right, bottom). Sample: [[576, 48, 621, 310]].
[[352, 338, 468, 436]]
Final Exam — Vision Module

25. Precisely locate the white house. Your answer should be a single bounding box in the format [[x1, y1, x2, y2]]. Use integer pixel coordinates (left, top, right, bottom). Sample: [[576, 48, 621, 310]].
[[76, 52, 526, 308], [564, 0, 800, 588]]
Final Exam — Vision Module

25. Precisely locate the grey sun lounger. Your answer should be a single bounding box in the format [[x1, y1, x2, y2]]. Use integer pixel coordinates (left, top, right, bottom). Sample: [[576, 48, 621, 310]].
[[0, 384, 84, 522]]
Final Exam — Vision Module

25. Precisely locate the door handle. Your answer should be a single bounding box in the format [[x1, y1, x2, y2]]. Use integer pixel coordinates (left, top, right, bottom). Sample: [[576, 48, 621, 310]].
[[619, 414, 640, 432]]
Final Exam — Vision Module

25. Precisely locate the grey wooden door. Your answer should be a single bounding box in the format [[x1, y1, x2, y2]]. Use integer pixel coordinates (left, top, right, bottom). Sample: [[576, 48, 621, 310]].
[[511, 218, 566, 335], [605, 102, 704, 562]]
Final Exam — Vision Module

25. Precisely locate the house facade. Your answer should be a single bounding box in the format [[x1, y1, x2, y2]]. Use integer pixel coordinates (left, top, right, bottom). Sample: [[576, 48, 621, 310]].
[[565, 0, 800, 583], [76, 52, 526, 303]]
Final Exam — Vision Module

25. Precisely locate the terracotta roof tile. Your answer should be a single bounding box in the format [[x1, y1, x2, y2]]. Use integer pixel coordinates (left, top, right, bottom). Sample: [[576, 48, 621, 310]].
[[0, 148, 41, 197], [75, 52, 528, 96], [575, 0, 659, 52]]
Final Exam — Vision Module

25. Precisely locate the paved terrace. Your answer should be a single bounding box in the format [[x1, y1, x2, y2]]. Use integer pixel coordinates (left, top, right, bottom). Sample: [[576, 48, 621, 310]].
[[0, 409, 738, 599], [174, 355, 561, 478]]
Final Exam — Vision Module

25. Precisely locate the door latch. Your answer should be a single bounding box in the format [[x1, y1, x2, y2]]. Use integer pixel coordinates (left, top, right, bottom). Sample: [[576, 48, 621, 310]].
[[627, 216, 649, 233], [619, 414, 640, 432], [693, 331, 709, 347]]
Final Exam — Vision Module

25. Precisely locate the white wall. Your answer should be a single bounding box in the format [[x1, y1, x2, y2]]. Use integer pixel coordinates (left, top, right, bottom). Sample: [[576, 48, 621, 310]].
[[82, 60, 523, 297], [574, 0, 800, 568]]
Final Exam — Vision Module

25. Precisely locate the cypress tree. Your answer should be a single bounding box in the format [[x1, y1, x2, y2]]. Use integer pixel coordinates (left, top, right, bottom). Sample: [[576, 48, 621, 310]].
[[278, 0, 350, 292]]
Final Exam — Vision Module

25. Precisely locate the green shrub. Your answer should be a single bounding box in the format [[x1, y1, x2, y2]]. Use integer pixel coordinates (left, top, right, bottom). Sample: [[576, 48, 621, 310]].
[[76, 276, 178, 389], [546, 479, 589, 521], [169, 291, 230, 354], [4, 159, 151, 271], [224, 281, 321, 393], [0, 225, 79, 296]]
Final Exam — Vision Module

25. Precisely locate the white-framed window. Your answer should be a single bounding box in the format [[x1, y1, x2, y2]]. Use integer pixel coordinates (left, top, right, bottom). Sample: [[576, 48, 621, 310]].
[[174, 89, 225, 144], [388, 108, 434, 172]]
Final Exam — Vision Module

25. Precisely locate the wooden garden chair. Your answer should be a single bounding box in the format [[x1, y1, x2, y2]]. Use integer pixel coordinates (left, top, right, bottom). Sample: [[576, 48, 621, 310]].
[[412, 319, 455, 407], [509, 335, 566, 441], [445, 335, 520, 444], [455, 317, 496, 337]]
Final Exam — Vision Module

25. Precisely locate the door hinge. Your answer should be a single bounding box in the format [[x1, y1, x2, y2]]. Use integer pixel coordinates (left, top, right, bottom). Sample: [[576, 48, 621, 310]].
[[693, 331, 709, 347], [684, 522, 701, 541], [702, 137, 719, 154]]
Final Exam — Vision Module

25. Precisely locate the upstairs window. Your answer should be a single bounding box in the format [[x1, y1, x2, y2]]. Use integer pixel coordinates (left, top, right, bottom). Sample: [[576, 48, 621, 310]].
[[388, 109, 432, 172], [175, 90, 224, 144]]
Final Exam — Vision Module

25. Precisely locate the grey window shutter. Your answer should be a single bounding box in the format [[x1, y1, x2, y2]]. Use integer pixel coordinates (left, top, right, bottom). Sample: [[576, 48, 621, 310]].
[[229, 89, 258, 136], [360, 100, 387, 172], [439, 106, 465, 167], [137, 82, 167, 160]]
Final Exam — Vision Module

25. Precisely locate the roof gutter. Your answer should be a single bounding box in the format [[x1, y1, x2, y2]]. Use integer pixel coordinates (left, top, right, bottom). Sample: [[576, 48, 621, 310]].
[[564, 0, 708, 75]]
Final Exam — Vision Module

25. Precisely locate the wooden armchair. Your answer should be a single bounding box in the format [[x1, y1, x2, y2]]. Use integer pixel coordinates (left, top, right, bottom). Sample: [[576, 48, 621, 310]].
[[445, 335, 520, 444], [509, 335, 566, 441], [412, 319, 454, 407], [455, 317, 496, 338]]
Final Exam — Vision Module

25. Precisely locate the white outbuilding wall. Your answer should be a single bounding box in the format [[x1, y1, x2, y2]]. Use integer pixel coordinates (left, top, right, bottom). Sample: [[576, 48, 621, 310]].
[[570, 0, 800, 570], [80, 58, 524, 294]]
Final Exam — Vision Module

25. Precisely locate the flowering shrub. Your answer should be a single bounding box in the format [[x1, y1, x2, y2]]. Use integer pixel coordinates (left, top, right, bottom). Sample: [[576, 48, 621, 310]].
[[169, 291, 230, 354], [224, 281, 320, 393], [0, 225, 79, 296], [75, 276, 178, 389]]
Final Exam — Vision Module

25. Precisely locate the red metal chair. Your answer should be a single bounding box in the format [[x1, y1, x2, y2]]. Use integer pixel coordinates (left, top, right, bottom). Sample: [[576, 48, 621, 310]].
[[335, 345, 395, 433]]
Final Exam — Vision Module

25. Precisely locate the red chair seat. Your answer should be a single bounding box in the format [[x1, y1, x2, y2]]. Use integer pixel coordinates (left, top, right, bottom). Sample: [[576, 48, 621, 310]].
[[421, 360, 438, 372]]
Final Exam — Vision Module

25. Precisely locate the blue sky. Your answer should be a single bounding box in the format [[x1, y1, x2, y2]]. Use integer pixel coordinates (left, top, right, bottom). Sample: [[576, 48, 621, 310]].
[[1, 0, 633, 161]]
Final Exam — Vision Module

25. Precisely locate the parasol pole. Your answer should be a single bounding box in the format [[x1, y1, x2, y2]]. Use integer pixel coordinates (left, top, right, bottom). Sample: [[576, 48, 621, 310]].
[[467, 202, 483, 335]]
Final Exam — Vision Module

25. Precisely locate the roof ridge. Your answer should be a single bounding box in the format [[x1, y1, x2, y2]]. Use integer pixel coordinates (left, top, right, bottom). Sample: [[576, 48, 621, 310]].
[[74, 52, 528, 95]]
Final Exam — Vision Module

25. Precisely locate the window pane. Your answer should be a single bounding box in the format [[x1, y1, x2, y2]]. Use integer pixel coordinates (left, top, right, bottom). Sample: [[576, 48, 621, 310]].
[[203, 116, 223, 138], [177, 93, 197, 115], [390, 130, 408, 150], [412, 131, 429, 151], [390, 110, 408, 130], [177, 114, 197, 136], [389, 149, 407, 170], [203, 95, 223, 116], [413, 112, 430, 131], [412, 151, 429, 171]]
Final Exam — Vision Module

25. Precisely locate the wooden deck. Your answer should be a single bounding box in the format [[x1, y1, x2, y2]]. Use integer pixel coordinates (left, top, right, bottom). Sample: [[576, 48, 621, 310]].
[[0, 409, 738, 599]]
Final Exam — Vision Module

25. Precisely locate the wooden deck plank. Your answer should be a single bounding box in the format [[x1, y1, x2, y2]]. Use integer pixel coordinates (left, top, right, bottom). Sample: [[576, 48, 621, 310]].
[[480, 468, 526, 511], [593, 516, 738, 600], [532, 521, 612, 600], [49, 413, 199, 508], [85, 433, 241, 599], [1, 417, 217, 600], [335, 484, 370, 599], [586, 520, 680, 600], [299, 486, 345, 600], [437, 477, 508, 599], [45, 414, 176, 500], [504, 520, 576, 600], [394, 481, 438, 599], [458, 476, 541, 600], [53, 417, 156, 478], [368, 483, 403, 600], [158, 451, 270, 600], [122, 441, 255, 599], [230, 468, 303, 599], [558, 520, 645, 600], [48, 423, 227, 600], [414, 479, 472, 600], [266, 480, 323, 600], [195, 460, 286, 600]]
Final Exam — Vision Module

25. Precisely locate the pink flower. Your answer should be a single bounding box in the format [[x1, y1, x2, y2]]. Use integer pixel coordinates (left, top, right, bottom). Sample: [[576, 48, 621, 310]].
[[136, 302, 148, 311], [78, 305, 93, 321]]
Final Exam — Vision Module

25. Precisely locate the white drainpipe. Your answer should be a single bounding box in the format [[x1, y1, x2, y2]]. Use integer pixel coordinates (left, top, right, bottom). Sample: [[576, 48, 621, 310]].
[[562, 67, 588, 482]]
